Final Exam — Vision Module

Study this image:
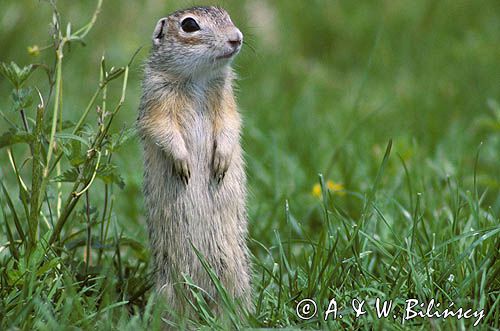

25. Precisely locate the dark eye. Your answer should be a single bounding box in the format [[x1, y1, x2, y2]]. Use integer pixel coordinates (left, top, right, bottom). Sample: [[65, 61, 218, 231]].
[[181, 17, 200, 32]]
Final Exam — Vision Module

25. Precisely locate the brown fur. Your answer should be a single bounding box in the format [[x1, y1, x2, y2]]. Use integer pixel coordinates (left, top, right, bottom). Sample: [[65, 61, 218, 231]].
[[137, 6, 251, 325]]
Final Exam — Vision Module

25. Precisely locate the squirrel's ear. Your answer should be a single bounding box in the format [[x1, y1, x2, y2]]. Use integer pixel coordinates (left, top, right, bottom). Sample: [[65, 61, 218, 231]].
[[152, 18, 168, 46]]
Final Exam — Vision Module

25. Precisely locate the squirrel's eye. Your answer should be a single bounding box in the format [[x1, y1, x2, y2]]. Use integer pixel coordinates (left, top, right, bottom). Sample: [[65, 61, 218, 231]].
[[181, 17, 200, 33]]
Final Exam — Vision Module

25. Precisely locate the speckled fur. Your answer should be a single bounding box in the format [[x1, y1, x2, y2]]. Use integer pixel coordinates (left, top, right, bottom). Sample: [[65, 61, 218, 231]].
[[137, 6, 251, 316]]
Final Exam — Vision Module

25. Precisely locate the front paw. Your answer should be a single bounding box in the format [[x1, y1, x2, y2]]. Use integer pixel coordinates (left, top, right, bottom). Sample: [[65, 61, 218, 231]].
[[173, 156, 191, 185], [212, 149, 231, 183]]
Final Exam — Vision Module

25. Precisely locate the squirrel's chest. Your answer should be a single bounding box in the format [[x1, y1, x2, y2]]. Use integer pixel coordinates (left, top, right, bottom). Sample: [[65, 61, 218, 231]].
[[179, 99, 214, 152]]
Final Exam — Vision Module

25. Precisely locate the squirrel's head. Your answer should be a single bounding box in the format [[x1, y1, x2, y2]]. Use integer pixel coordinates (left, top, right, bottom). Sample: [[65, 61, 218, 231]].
[[150, 6, 243, 79]]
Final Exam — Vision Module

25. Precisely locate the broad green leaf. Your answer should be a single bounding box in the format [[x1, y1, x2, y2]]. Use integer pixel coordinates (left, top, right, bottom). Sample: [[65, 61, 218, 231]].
[[110, 127, 136, 151], [53, 167, 80, 183], [55, 132, 90, 147], [97, 164, 125, 189], [0, 129, 33, 149], [11, 87, 33, 111], [0, 62, 36, 88]]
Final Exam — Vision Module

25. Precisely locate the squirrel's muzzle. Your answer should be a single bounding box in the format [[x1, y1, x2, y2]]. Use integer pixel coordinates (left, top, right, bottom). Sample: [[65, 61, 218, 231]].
[[217, 28, 243, 60], [227, 29, 243, 49]]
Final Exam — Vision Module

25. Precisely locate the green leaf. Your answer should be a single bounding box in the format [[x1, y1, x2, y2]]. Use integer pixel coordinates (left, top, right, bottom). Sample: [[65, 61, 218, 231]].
[[53, 167, 80, 183], [0, 129, 34, 149], [110, 127, 136, 151], [55, 132, 90, 147], [11, 87, 33, 111], [0, 62, 36, 89], [36, 257, 61, 276], [0, 179, 25, 240], [104, 67, 125, 83], [57, 133, 90, 166], [1, 202, 19, 260], [97, 164, 125, 189], [44, 120, 75, 134]]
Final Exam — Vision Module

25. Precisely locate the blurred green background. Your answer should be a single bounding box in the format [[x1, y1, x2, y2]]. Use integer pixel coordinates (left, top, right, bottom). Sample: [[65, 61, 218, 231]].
[[1, 0, 499, 248]]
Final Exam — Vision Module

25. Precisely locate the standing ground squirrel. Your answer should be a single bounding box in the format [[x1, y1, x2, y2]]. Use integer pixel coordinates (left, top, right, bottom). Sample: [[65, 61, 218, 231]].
[[137, 6, 252, 317]]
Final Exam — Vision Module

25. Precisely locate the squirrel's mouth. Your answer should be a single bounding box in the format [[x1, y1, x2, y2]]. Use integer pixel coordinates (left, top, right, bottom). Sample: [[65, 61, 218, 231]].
[[217, 48, 239, 60]]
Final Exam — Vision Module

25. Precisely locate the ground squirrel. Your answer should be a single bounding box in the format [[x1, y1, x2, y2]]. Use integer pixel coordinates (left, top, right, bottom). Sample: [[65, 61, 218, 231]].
[[137, 6, 252, 317]]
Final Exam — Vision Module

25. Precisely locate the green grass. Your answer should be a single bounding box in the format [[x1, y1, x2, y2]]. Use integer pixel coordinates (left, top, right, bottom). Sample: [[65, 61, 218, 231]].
[[0, 0, 499, 330]]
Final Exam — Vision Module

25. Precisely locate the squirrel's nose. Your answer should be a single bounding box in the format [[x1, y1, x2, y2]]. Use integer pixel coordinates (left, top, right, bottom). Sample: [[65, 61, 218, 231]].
[[227, 29, 243, 48], [228, 38, 241, 48]]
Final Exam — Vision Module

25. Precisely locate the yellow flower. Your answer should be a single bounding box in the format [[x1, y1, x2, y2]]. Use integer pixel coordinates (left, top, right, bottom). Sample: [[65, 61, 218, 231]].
[[312, 183, 322, 198], [311, 180, 345, 198], [327, 180, 345, 195], [27, 45, 40, 57]]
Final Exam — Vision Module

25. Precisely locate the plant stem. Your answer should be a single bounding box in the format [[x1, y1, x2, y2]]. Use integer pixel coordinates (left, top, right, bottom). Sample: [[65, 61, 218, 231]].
[[72, 87, 103, 134], [98, 183, 108, 265], [98, 77, 108, 265], [45, 44, 64, 174], [27, 102, 45, 256], [75, 0, 103, 38], [20, 109, 30, 132], [40, 38, 65, 236], [85, 190, 91, 274]]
